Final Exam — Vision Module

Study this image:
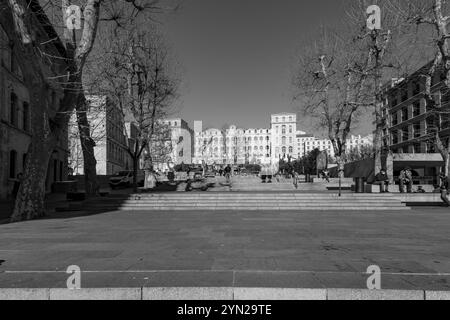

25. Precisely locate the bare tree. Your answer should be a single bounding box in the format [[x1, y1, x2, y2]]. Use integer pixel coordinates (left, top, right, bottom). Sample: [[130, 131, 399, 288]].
[[293, 28, 373, 176], [89, 27, 180, 191], [345, 0, 405, 175], [5, 0, 172, 221]]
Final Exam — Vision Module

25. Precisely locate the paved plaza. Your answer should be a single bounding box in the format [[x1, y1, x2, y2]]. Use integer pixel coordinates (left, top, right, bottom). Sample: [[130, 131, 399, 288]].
[[0, 207, 449, 290]]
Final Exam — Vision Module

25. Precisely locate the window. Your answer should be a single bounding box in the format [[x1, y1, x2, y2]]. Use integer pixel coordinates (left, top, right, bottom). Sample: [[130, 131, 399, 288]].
[[402, 108, 409, 122], [413, 101, 420, 117], [289, 126, 292, 133], [282, 136, 286, 145], [401, 87, 408, 102], [413, 143, 421, 154], [426, 117, 437, 134], [289, 146, 293, 153], [402, 130, 409, 142], [53, 159, 58, 182], [10, 93, 17, 126], [392, 112, 398, 126], [9, 150, 17, 178], [22, 153, 27, 170], [413, 82, 421, 96], [392, 131, 398, 144], [23, 102, 29, 131], [282, 147, 286, 154], [282, 125, 286, 134], [59, 160, 63, 181], [391, 96, 398, 108]]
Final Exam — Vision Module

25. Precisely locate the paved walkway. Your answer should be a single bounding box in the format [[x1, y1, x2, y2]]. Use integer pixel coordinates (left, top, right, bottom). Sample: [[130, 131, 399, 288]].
[[0, 207, 449, 290]]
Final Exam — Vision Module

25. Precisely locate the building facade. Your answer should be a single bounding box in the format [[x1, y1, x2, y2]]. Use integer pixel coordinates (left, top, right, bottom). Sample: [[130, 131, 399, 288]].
[[192, 113, 373, 166], [193, 121, 225, 165], [296, 133, 373, 159], [163, 118, 194, 165], [380, 62, 450, 181], [0, 6, 68, 199], [271, 113, 297, 162], [68, 96, 133, 176]]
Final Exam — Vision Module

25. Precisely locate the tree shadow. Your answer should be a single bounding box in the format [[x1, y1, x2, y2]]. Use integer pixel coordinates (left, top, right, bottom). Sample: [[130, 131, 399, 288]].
[[0, 180, 225, 224]]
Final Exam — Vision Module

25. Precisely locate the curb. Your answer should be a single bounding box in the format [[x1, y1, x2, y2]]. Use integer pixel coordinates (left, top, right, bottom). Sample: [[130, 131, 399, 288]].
[[0, 287, 449, 300]]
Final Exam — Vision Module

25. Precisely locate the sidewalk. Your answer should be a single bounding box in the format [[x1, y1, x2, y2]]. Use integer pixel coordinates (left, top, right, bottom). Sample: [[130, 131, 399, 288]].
[[1, 207, 449, 291]]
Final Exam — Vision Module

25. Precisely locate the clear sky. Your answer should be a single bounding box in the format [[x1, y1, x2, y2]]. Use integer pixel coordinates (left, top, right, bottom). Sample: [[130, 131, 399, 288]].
[[160, 0, 354, 134]]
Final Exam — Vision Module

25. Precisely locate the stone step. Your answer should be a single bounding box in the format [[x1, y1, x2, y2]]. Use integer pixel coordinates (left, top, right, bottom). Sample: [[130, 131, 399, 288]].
[[85, 199, 401, 205], [115, 206, 409, 211], [83, 201, 407, 207], [117, 199, 401, 203], [117, 193, 397, 197], [115, 201, 405, 206]]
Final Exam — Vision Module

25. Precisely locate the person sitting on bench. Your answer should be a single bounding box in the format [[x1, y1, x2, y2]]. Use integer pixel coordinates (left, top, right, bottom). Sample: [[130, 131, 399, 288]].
[[373, 169, 390, 193]]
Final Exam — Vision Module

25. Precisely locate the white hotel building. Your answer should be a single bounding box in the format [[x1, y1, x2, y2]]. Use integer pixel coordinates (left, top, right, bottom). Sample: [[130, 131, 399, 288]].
[[192, 113, 373, 166]]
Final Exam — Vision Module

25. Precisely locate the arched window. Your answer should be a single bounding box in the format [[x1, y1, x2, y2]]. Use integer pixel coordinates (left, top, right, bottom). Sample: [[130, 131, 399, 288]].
[[9, 150, 17, 178], [23, 102, 29, 132], [289, 146, 293, 153], [282, 147, 286, 154], [22, 153, 27, 170], [10, 92, 17, 126]]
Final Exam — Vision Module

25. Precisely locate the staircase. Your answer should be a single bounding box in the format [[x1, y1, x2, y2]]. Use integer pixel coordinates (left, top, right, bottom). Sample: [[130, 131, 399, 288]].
[[230, 176, 297, 191], [63, 193, 410, 212]]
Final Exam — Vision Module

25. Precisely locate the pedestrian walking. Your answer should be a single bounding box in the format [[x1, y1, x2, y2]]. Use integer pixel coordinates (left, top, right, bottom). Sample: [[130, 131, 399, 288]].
[[224, 165, 232, 184], [293, 171, 299, 189]]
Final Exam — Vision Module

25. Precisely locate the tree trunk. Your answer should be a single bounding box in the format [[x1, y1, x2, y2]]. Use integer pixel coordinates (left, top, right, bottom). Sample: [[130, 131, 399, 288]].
[[10, 85, 55, 222], [386, 150, 394, 185], [132, 156, 139, 192], [76, 94, 99, 196], [373, 124, 383, 175], [442, 152, 450, 177]]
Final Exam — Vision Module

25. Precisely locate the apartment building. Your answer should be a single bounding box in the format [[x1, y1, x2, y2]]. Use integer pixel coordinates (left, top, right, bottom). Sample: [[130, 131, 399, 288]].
[[0, 4, 68, 199]]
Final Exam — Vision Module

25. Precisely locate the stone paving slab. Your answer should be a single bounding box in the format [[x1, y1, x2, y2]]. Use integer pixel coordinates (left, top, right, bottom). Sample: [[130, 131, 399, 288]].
[[0, 208, 450, 290], [1, 287, 448, 300]]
